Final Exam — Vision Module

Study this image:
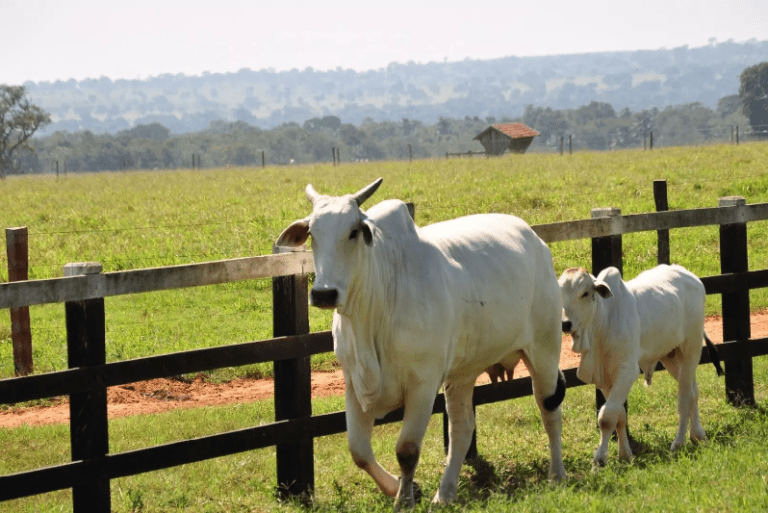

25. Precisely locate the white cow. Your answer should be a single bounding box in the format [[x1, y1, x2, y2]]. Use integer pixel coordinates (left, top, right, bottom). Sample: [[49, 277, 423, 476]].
[[276, 178, 566, 508], [558, 264, 723, 466]]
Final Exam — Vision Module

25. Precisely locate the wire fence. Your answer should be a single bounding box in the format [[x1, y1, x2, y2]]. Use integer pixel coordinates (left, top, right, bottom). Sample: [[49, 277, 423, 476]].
[[5, 162, 768, 279]]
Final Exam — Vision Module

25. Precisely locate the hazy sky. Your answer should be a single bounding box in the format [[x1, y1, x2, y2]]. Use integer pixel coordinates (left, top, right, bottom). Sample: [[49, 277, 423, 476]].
[[3, 0, 766, 84]]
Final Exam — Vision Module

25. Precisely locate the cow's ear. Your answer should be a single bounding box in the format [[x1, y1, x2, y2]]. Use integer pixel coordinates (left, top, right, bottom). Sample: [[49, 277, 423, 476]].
[[594, 281, 613, 298], [275, 218, 310, 247], [361, 220, 374, 246]]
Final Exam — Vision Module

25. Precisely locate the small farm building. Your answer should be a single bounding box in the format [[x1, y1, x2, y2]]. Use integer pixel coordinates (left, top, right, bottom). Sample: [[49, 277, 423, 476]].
[[473, 123, 540, 155]]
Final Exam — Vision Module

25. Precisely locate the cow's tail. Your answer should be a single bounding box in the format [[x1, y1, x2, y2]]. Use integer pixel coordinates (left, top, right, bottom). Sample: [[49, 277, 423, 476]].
[[543, 370, 566, 411], [704, 332, 724, 377]]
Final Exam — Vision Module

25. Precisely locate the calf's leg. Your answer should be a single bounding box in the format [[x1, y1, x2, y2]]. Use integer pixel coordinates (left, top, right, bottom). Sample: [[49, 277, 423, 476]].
[[663, 353, 706, 450], [594, 370, 635, 466]]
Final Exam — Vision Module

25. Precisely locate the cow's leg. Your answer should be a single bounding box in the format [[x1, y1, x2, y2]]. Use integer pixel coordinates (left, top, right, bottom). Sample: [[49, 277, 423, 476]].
[[522, 351, 567, 481], [394, 385, 438, 510], [345, 387, 399, 497], [433, 379, 476, 504]]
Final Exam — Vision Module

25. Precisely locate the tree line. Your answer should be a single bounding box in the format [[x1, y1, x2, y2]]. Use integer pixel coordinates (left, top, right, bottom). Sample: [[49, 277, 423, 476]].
[[3, 62, 767, 175], [22, 39, 768, 135]]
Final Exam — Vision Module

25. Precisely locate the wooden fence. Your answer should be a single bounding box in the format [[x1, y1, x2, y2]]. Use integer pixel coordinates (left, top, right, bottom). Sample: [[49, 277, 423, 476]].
[[3, 189, 768, 510]]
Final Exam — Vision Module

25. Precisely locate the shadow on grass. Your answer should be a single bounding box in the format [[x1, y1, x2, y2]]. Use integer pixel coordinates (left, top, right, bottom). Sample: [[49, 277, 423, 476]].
[[451, 402, 768, 507]]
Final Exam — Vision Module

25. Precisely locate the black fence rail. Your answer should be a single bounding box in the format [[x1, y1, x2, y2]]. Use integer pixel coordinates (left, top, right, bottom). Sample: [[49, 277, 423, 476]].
[[2, 186, 768, 510]]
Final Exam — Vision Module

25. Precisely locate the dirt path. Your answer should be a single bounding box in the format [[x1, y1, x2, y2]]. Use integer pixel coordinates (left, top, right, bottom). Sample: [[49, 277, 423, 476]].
[[2, 311, 766, 429]]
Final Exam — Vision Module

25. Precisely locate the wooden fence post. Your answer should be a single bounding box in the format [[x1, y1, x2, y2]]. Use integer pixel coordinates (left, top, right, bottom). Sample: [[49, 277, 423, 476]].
[[569, 135, 572, 155], [649, 131, 654, 150], [590, 207, 623, 420], [653, 180, 670, 265], [272, 244, 313, 502], [63, 262, 110, 512], [719, 196, 754, 406], [6, 227, 33, 376]]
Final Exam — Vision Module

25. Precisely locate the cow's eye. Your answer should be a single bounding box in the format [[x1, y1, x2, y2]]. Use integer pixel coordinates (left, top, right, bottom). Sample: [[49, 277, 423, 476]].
[[581, 292, 589, 299], [349, 229, 359, 240]]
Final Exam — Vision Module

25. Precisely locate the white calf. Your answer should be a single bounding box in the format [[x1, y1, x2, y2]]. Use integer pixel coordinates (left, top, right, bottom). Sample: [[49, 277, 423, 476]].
[[559, 264, 723, 466]]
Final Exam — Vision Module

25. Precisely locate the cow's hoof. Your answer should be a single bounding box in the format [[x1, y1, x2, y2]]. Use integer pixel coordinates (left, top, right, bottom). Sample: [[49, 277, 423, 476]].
[[413, 481, 423, 504], [394, 479, 422, 510]]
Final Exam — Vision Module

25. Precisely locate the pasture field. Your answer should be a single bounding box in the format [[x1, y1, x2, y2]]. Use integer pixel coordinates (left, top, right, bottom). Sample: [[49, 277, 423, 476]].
[[1, 142, 768, 382], [0, 353, 767, 511]]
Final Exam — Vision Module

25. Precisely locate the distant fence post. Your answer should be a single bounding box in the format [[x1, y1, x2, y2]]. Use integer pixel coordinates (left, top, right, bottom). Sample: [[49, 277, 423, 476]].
[[569, 135, 572, 155], [272, 244, 313, 502], [261, 151, 265, 168], [6, 227, 33, 376], [649, 131, 654, 150], [332, 147, 336, 166], [719, 196, 754, 406], [653, 180, 670, 265], [590, 207, 623, 418], [63, 262, 110, 512], [736, 126, 739, 145]]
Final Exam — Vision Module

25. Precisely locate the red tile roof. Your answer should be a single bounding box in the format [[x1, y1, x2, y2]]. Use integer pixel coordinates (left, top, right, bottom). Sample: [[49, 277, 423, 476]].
[[490, 123, 540, 138]]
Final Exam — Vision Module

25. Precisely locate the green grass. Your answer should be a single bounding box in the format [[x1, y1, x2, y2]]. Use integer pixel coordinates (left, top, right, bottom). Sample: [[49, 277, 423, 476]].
[[1, 357, 768, 511], [2, 143, 768, 381]]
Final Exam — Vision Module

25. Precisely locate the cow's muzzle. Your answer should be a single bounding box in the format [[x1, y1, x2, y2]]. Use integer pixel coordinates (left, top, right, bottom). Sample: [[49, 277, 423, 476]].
[[310, 288, 338, 309], [561, 320, 573, 333]]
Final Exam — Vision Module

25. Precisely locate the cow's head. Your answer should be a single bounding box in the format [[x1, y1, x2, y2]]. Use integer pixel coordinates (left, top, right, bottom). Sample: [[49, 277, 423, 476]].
[[275, 178, 383, 310], [558, 267, 612, 354]]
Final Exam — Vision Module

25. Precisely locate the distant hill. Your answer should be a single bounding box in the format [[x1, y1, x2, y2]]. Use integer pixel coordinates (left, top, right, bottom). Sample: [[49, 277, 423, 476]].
[[20, 39, 768, 135]]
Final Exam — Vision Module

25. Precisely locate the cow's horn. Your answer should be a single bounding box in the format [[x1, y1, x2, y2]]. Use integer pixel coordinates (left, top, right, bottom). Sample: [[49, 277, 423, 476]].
[[353, 178, 383, 206], [305, 184, 321, 204]]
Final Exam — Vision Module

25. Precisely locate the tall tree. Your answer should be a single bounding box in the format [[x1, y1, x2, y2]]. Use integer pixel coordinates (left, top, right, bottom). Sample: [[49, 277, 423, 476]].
[[0, 85, 51, 177], [739, 63, 768, 138]]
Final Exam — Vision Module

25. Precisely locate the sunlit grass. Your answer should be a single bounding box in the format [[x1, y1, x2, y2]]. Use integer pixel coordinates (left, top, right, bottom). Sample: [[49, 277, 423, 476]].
[[1, 357, 767, 511], [1, 142, 768, 380]]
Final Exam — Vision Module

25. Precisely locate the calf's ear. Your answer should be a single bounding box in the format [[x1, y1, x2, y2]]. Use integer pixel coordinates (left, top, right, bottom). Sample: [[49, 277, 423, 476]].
[[594, 280, 613, 298], [275, 218, 310, 247]]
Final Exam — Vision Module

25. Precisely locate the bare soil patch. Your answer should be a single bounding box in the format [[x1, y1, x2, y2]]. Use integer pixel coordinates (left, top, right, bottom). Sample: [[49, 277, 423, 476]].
[[2, 311, 765, 429]]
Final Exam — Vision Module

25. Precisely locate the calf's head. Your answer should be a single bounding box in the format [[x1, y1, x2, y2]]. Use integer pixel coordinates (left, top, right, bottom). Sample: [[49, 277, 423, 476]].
[[558, 267, 612, 353], [275, 178, 382, 310]]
